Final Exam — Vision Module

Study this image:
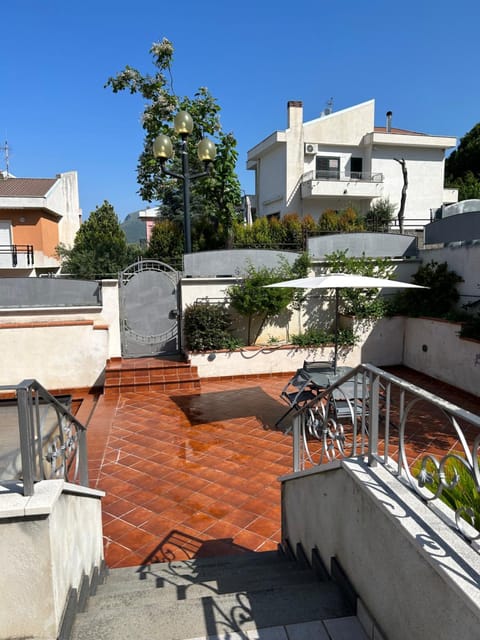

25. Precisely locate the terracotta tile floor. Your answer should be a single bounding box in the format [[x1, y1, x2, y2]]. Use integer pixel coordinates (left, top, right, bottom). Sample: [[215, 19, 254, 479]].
[[86, 365, 480, 569]]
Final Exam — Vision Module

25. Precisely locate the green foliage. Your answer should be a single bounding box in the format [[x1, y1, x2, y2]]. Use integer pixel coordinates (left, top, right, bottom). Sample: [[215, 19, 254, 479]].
[[414, 457, 480, 532], [388, 260, 463, 318], [459, 313, 480, 341], [183, 302, 237, 351], [364, 198, 395, 232], [227, 254, 311, 345], [324, 250, 394, 318], [233, 213, 317, 250], [106, 38, 242, 250], [290, 327, 356, 347], [445, 122, 480, 201], [318, 206, 364, 232], [146, 219, 183, 264], [449, 171, 480, 202], [57, 201, 130, 278]]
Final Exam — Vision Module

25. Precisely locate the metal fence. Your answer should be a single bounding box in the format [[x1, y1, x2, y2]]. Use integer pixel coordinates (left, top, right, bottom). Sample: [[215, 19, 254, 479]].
[[0, 380, 88, 495], [288, 363, 480, 543]]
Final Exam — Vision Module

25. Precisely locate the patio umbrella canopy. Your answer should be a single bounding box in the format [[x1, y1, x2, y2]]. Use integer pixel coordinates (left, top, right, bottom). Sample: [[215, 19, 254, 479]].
[[266, 273, 426, 372]]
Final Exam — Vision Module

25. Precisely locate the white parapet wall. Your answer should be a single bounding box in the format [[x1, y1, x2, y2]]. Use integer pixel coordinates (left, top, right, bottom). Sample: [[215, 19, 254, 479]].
[[403, 317, 480, 397], [0, 279, 121, 391], [0, 480, 104, 640], [281, 460, 480, 640]]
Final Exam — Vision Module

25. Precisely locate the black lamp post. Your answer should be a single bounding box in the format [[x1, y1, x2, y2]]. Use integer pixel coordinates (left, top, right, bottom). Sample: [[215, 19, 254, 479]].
[[152, 111, 216, 254]]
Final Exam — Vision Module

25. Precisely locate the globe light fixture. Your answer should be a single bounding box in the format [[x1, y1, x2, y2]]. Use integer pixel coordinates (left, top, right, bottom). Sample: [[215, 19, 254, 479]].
[[153, 111, 216, 254]]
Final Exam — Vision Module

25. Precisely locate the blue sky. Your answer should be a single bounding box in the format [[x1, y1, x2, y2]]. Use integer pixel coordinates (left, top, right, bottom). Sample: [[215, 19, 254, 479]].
[[1, 0, 479, 221]]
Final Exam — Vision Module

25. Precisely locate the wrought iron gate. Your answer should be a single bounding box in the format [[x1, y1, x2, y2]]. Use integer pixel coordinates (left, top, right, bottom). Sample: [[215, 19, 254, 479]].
[[119, 260, 180, 357]]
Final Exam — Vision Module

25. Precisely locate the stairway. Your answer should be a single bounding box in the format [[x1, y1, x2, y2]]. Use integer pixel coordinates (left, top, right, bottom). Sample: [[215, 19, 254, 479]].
[[103, 356, 201, 397], [71, 549, 369, 640]]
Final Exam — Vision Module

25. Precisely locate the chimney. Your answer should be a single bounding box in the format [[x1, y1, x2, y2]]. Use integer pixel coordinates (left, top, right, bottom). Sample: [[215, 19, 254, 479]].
[[386, 111, 393, 133], [288, 100, 303, 128]]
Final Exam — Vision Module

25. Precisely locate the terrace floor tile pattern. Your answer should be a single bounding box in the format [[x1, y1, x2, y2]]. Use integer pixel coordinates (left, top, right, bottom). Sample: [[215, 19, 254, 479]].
[[86, 363, 480, 569]]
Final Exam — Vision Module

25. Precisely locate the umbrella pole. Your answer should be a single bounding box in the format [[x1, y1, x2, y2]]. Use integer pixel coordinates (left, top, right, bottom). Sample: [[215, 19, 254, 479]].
[[334, 288, 339, 374]]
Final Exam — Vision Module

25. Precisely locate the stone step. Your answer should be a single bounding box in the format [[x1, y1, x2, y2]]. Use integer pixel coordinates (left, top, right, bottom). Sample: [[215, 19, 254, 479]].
[[103, 356, 201, 396], [87, 566, 319, 603], [105, 551, 286, 584], [72, 579, 352, 640]]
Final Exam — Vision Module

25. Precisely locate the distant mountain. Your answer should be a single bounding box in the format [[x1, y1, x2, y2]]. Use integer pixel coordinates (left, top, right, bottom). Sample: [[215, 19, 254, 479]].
[[121, 210, 147, 245]]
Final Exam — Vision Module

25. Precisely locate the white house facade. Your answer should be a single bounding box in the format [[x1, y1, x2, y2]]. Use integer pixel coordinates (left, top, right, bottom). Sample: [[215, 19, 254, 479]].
[[247, 99, 458, 230]]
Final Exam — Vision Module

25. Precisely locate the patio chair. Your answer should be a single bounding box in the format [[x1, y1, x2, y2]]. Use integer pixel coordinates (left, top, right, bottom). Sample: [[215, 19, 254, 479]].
[[275, 368, 319, 429]]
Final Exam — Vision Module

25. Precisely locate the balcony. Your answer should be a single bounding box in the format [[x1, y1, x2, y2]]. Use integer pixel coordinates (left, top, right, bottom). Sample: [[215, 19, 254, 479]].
[[301, 169, 384, 200], [0, 244, 34, 269]]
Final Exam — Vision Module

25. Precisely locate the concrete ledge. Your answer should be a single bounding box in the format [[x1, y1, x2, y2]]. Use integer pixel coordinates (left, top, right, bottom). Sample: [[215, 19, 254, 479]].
[[0, 479, 104, 639], [281, 459, 480, 640]]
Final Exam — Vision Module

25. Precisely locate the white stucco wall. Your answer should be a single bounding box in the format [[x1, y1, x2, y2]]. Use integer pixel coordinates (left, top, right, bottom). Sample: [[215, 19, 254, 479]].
[[0, 481, 104, 640], [403, 317, 480, 396], [372, 146, 446, 228], [47, 171, 82, 247], [281, 460, 480, 640], [257, 145, 286, 217], [0, 280, 121, 390]]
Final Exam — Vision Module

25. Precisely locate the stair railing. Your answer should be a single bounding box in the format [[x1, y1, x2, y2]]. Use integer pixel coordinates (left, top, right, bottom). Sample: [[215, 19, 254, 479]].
[[0, 379, 88, 496], [290, 363, 480, 542]]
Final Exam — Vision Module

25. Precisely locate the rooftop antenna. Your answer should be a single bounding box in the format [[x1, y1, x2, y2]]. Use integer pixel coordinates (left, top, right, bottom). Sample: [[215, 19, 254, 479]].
[[0, 140, 10, 175]]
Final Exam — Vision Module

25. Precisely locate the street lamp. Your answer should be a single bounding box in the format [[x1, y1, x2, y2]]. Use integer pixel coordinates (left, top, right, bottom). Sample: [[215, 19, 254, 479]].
[[152, 111, 216, 254]]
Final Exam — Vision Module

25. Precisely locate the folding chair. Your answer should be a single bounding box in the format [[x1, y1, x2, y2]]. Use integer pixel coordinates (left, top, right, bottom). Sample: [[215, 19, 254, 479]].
[[276, 368, 318, 429]]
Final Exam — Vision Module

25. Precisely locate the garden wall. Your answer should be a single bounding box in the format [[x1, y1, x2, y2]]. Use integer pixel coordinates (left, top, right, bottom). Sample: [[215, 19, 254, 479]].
[[0, 279, 121, 390], [403, 317, 480, 397]]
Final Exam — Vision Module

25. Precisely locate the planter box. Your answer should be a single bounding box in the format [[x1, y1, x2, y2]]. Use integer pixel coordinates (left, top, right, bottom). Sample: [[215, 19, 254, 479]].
[[187, 345, 335, 378], [187, 316, 406, 379]]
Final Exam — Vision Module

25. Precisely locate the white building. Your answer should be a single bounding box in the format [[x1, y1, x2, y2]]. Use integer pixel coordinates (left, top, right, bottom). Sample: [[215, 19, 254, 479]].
[[247, 99, 458, 230]]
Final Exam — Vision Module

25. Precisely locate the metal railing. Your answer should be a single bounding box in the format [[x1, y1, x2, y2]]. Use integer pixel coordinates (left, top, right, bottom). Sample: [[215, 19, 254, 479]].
[[0, 380, 88, 495], [302, 170, 384, 183], [289, 363, 480, 542], [0, 244, 34, 267]]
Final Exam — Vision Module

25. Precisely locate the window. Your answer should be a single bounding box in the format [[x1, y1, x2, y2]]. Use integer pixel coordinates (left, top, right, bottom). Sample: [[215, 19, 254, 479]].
[[316, 156, 340, 180], [350, 157, 363, 179]]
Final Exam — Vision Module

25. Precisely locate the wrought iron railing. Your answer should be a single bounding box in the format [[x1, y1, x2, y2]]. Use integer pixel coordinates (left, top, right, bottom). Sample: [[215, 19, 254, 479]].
[[302, 170, 384, 183], [0, 244, 34, 267], [289, 363, 480, 543], [0, 380, 88, 495]]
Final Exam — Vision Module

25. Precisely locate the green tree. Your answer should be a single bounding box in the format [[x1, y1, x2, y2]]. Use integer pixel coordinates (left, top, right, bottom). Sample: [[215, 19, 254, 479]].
[[446, 123, 480, 201], [324, 249, 394, 318], [227, 254, 310, 345], [106, 38, 242, 249], [146, 219, 183, 265], [364, 198, 395, 232], [57, 201, 130, 278]]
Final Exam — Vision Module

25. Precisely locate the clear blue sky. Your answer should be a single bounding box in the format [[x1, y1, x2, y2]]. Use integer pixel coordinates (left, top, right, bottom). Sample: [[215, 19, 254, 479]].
[[1, 0, 479, 221]]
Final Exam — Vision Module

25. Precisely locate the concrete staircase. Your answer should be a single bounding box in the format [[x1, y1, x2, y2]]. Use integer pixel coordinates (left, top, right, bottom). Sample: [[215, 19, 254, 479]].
[[71, 549, 369, 639], [103, 356, 201, 397]]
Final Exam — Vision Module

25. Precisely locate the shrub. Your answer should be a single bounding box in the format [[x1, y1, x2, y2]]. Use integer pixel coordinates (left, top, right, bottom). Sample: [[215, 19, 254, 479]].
[[388, 260, 463, 318], [364, 198, 395, 232], [290, 327, 356, 347], [460, 313, 480, 341], [183, 302, 236, 351]]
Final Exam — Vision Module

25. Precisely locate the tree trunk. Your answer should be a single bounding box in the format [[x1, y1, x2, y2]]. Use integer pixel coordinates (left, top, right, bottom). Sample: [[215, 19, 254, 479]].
[[394, 158, 408, 234]]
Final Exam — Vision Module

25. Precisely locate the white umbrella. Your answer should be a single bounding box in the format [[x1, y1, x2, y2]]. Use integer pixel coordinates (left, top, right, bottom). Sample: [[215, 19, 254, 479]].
[[266, 273, 426, 372]]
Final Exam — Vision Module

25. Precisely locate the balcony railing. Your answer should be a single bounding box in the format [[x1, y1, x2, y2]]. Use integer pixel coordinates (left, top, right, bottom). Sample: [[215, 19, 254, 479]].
[[0, 379, 88, 496], [0, 244, 34, 268], [302, 170, 384, 183], [288, 363, 480, 543]]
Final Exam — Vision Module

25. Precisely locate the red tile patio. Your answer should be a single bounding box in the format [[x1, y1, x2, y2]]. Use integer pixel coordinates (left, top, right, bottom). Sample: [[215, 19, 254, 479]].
[[85, 362, 480, 569]]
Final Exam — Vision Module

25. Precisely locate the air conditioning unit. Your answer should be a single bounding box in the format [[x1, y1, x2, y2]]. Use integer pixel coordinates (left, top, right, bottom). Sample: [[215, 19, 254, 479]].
[[304, 143, 317, 155]]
